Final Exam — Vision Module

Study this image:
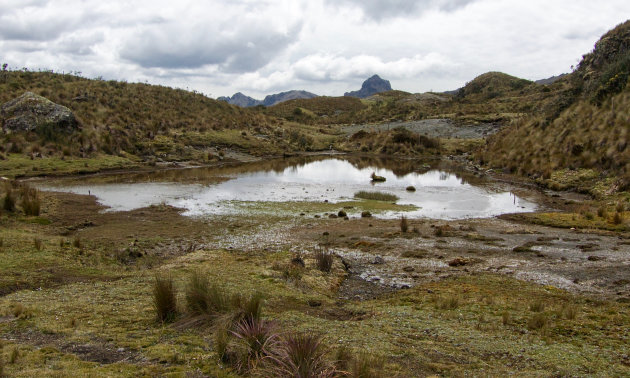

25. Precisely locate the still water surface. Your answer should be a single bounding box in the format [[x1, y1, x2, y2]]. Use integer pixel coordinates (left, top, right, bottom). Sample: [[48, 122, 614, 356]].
[[39, 158, 536, 219]]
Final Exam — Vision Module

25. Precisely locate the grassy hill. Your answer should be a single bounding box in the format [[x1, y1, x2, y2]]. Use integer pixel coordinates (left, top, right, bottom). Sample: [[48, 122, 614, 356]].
[[0, 71, 338, 176], [479, 20, 630, 195]]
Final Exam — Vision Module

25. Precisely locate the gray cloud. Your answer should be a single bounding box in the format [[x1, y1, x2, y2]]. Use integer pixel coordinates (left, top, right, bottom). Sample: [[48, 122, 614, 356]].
[[120, 21, 301, 72], [327, 0, 475, 21]]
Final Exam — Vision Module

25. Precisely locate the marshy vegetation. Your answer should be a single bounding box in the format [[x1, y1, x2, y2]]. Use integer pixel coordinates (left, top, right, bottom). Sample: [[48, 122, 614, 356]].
[[354, 190, 399, 202]]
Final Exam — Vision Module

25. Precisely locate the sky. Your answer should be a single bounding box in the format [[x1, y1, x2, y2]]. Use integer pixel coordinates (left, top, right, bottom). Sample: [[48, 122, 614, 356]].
[[1, 0, 629, 99]]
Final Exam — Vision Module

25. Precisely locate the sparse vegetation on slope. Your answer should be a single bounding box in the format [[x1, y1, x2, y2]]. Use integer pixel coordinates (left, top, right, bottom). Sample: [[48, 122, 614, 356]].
[[479, 20, 630, 194], [0, 70, 338, 177]]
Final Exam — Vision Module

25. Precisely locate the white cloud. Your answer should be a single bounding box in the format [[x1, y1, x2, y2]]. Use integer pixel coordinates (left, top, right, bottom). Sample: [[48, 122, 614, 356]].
[[0, 0, 629, 98]]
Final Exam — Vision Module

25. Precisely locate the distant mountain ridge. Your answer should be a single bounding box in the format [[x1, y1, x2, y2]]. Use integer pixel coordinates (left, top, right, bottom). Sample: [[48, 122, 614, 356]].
[[344, 75, 392, 98], [218, 90, 317, 107]]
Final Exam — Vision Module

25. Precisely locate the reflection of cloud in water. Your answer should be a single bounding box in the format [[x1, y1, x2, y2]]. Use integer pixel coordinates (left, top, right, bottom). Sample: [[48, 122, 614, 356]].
[[39, 158, 536, 220]]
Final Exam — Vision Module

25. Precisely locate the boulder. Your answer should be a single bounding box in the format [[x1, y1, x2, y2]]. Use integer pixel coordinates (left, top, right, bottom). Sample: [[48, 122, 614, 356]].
[[1, 92, 79, 134]]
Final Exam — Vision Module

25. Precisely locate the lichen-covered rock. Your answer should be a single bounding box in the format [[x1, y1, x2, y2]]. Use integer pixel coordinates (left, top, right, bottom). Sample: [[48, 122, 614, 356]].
[[1, 92, 79, 133]]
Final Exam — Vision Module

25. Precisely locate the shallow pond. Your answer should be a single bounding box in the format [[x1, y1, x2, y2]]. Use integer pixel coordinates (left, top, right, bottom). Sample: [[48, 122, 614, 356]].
[[38, 157, 537, 219]]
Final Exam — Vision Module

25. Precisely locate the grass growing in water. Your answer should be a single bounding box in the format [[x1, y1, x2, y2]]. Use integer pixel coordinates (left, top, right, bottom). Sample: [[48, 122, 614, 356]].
[[354, 191, 399, 202]]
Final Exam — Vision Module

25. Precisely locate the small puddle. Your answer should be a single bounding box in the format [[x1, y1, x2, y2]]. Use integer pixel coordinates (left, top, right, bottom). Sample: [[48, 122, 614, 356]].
[[38, 157, 537, 219]]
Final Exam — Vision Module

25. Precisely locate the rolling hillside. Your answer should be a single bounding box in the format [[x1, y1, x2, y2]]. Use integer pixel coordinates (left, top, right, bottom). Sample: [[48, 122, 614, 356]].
[[479, 20, 630, 194]]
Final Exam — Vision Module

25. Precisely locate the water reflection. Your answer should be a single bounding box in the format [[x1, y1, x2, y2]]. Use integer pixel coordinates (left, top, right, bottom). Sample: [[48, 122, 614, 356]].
[[38, 157, 536, 219]]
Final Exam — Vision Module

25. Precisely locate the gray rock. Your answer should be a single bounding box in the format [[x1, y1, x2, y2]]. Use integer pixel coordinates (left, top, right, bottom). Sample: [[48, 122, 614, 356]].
[[1, 92, 79, 134]]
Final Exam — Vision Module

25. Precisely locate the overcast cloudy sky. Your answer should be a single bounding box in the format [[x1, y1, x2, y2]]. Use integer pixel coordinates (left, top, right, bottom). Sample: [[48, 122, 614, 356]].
[[1, 0, 628, 99]]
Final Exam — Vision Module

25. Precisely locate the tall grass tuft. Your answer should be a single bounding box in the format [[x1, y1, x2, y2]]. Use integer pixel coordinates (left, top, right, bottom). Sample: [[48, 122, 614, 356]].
[[400, 216, 408, 233], [3, 189, 15, 213], [527, 313, 548, 330], [352, 353, 385, 378], [268, 333, 334, 377], [233, 292, 264, 323], [529, 301, 546, 312], [152, 275, 178, 323], [354, 191, 398, 202], [314, 246, 333, 273], [231, 317, 278, 373], [185, 271, 230, 317], [20, 187, 41, 216], [33, 238, 43, 251]]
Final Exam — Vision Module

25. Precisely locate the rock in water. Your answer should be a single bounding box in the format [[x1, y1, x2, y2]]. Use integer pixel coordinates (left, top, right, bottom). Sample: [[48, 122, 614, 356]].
[[1, 92, 79, 134]]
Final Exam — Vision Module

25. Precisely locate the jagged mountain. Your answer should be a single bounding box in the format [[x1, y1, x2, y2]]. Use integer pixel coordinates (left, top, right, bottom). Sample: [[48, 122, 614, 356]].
[[217, 92, 261, 107], [535, 73, 568, 85], [218, 90, 317, 107], [344, 75, 392, 98], [262, 90, 317, 106]]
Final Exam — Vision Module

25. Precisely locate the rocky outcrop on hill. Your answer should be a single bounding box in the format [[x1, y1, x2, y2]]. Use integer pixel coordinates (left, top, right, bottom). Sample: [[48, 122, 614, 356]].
[[1, 92, 79, 133], [344, 75, 392, 98]]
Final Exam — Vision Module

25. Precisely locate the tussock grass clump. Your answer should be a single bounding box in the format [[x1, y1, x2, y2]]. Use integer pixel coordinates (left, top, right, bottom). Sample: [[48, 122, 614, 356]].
[[231, 317, 278, 373], [354, 191, 398, 202], [267, 333, 334, 377], [2, 189, 15, 213], [314, 246, 334, 273], [9, 347, 18, 364], [400, 216, 408, 233], [351, 353, 385, 378], [501, 311, 511, 325], [152, 275, 178, 323], [9, 303, 32, 319], [232, 292, 264, 324], [529, 301, 546, 312], [33, 238, 43, 251], [72, 237, 82, 249], [612, 211, 624, 225], [435, 295, 460, 310], [185, 271, 230, 317], [561, 304, 578, 320], [527, 313, 549, 330], [20, 187, 41, 216]]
